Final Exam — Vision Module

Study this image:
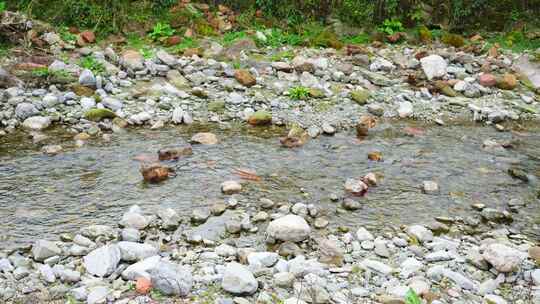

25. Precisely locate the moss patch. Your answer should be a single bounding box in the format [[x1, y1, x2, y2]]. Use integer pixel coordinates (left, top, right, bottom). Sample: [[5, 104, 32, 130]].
[[351, 89, 371, 105], [84, 108, 116, 121]]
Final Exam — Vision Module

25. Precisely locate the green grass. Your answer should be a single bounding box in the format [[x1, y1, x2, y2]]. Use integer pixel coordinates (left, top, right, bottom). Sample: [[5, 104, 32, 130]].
[[487, 31, 540, 53], [167, 37, 198, 54], [58, 26, 77, 44], [222, 31, 248, 45], [405, 289, 422, 304], [0, 42, 11, 58], [289, 86, 310, 100], [342, 33, 370, 45], [269, 50, 295, 62], [79, 56, 105, 74]]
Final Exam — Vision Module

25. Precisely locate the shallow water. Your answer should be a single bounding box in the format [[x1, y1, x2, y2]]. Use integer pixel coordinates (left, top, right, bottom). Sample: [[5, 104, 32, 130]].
[[1, 121, 539, 246]]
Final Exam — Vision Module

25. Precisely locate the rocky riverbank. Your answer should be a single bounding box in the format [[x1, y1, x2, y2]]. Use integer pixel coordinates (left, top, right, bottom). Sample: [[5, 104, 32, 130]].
[[0, 197, 539, 304], [1, 27, 540, 143]]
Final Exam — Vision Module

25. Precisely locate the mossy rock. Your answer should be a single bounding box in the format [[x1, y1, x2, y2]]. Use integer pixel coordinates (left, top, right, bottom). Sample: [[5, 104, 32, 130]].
[[418, 26, 432, 43], [311, 30, 344, 50], [441, 33, 465, 48], [194, 20, 217, 36], [435, 81, 458, 97], [248, 110, 272, 126], [351, 89, 371, 105], [208, 101, 226, 113], [308, 88, 325, 98], [72, 84, 95, 97], [84, 108, 116, 122]]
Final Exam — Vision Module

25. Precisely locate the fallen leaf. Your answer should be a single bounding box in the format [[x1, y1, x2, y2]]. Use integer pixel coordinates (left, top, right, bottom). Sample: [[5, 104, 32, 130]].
[[233, 168, 261, 181]]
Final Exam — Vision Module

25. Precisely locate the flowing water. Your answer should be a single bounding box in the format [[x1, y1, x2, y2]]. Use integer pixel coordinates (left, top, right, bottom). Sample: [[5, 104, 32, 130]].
[[1, 121, 539, 246]]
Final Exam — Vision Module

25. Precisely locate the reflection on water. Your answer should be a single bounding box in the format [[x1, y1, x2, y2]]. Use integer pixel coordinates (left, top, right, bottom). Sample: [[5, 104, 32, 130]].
[[1, 121, 539, 246]]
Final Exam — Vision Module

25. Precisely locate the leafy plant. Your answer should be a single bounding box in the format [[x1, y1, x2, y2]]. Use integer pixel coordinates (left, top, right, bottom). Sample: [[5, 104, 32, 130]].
[[31, 67, 50, 78], [79, 56, 105, 75], [289, 86, 310, 100], [405, 289, 422, 304], [342, 33, 370, 45], [223, 31, 248, 45], [140, 47, 155, 59], [0, 1, 5, 14], [149, 22, 175, 41], [167, 37, 198, 54], [59, 26, 77, 43], [270, 50, 295, 62], [377, 19, 404, 35]]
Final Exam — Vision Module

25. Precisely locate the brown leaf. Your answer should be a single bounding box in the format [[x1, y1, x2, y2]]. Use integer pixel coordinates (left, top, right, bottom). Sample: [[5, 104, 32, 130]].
[[233, 168, 261, 181]]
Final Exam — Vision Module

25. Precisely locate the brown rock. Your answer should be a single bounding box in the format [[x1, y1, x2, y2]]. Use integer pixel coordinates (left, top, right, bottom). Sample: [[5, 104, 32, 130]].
[[74, 132, 91, 141], [368, 151, 382, 161], [183, 48, 202, 57], [140, 163, 171, 183], [356, 116, 376, 138], [165, 35, 182, 46], [497, 73, 518, 90], [158, 145, 193, 161], [529, 246, 540, 264], [234, 69, 256, 87], [80, 31, 96, 44], [72, 85, 95, 97]]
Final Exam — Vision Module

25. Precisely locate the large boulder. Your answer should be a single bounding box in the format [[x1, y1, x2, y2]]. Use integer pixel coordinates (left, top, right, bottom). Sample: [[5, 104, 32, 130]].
[[420, 55, 447, 80], [266, 214, 311, 242], [221, 262, 258, 295], [149, 261, 192, 296], [482, 243, 525, 273], [83, 245, 121, 277], [121, 255, 161, 281]]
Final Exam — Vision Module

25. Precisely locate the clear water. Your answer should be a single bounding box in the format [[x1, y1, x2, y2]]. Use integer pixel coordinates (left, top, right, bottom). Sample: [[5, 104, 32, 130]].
[[1, 121, 539, 246]]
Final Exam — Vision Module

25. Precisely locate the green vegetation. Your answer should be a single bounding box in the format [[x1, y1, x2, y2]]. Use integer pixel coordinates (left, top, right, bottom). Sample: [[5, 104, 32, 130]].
[[223, 31, 248, 45], [441, 33, 466, 48], [378, 19, 404, 36], [289, 86, 310, 100], [269, 50, 295, 62], [149, 22, 175, 42], [79, 56, 105, 75], [31, 67, 50, 78], [59, 26, 77, 44], [0, 1, 6, 14], [405, 289, 422, 304], [488, 31, 540, 53], [84, 108, 116, 121], [343, 33, 371, 45], [167, 37, 198, 54]]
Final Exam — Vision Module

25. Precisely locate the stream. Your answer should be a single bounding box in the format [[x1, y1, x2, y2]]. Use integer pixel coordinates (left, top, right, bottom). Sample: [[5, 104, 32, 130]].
[[1, 121, 539, 246]]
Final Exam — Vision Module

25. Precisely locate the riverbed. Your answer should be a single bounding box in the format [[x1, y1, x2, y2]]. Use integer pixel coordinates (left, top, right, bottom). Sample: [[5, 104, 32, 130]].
[[1, 121, 539, 246]]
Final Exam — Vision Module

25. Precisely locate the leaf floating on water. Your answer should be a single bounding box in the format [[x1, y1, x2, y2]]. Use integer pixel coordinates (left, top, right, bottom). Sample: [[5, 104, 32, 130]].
[[233, 168, 262, 181], [133, 154, 159, 163], [403, 126, 425, 137]]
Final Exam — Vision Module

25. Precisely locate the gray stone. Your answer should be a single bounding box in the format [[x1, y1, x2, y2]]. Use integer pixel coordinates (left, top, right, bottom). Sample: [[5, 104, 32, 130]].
[[79, 69, 96, 87], [157, 208, 181, 230], [359, 259, 393, 275], [15, 103, 38, 119], [0, 258, 14, 273], [406, 225, 433, 243], [101, 97, 123, 111], [482, 243, 525, 273], [32, 240, 62, 262], [122, 255, 161, 281], [80, 225, 116, 240], [121, 228, 140, 242], [83, 244, 121, 277], [117, 241, 158, 262], [38, 264, 56, 283], [222, 262, 258, 295], [156, 50, 177, 66], [149, 261, 192, 296], [247, 252, 279, 268], [273, 272, 295, 288], [87, 286, 108, 304]]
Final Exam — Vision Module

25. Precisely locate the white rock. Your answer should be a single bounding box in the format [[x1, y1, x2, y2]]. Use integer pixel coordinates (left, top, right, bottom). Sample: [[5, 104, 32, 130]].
[[117, 242, 158, 262], [247, 252, 279, 268], [406, 225, 433, 243], [83, 245, 121, 277], [22, 116, 51, 130], [121, 255, 161, 281], [266, 214, 311, 242], [221, 262, 258, 295], [420, 55, 447, 80], [482, 243, 525, 273], [32, 240, 62, 261], [356, 227, 374, 241], [359, 259, 393, 275]]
